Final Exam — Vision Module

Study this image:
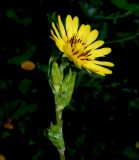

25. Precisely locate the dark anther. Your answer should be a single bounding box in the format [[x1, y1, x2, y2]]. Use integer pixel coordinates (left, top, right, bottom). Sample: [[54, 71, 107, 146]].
[[78, 53, 85, 58], [77, 39, 80, 42], [74, 38, 77, 44], [73, 51, 79, 55], [72, 48, 75, 52], [70, 37, 73, 43], [84, 50, 90, 55], [80, 58, 91, 61]]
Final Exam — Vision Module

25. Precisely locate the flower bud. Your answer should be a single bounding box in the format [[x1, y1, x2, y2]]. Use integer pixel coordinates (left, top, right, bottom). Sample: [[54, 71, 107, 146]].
[[48, 57, 76, 110]]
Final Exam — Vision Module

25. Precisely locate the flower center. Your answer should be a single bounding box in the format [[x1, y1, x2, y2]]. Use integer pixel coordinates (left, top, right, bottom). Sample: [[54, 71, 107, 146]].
[[67, 36, 91, 61]]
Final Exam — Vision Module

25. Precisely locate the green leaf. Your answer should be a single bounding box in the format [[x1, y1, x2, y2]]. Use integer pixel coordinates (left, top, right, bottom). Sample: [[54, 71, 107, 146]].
[[92, 142, 106, 155], [6, 10, 32, 25], [6, 10, 17, 19], [103, 93, 111, 101], [111, 0, 127, 8], [0, 79, 7, 89], [6, 100, 25, 113], [129, 98, 139, 110], [12, 103, 38, 120], [8, 45, 36, 65], [75, 134, 85, 147], [37, 63, 48, 73], [123, 146, 139, 159], [18, 79, 32, 95], [29, 140, 35, 145], [111, 0, 139, 14], [1, 131, 11, 139], [33, 149, 44, 160], [98, 23, 108, 40], [18, 16, 32, 26], [0, 100, 26, 121], [48, 124, 65, 151], [18, 122, 26, 134]]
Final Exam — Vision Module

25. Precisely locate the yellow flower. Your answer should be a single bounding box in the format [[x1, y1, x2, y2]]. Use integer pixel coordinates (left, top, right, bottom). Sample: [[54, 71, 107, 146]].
[[50, 15, 114, 76]]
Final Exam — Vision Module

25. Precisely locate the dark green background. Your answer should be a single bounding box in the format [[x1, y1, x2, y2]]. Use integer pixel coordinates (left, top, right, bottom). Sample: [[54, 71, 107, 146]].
[[0, 0, 139, 159]]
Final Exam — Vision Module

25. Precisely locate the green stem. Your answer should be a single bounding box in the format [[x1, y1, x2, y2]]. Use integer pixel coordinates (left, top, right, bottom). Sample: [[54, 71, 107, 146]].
[[60, 152, 65, 160], [56, 108, 63, 126], [96, 11, 131, 20], [56, 108, 65, 160], [106, 32, 139, 44]]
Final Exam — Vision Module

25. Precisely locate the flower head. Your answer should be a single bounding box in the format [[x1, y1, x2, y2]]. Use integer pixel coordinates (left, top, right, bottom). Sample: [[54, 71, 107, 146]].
[[50, 15, 114, 76]]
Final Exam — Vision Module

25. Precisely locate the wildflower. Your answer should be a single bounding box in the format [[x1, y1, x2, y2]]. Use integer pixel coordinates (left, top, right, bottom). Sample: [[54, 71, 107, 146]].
[[50, 15, 114, 76], [21, 60, 36, 71]]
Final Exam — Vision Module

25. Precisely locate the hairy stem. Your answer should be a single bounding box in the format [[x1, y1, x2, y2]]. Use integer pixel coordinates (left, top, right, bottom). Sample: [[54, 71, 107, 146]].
[[56, 108, 65, 160], [60, 152, 65, 160]]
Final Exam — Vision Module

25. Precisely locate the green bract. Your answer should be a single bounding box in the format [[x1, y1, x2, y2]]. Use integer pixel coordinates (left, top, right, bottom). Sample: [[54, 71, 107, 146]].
[[48, 124, 65, 152], [48, 57, 76, 110]]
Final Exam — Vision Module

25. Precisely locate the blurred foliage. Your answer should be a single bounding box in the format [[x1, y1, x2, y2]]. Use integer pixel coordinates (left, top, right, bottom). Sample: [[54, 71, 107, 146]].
[[8, 45, 36, 65], [124, 146, 139, 159], [6, 9, 32, 26], [18, 79, 32, 95], [111, 0, 139, 14], [0, 0, 139, 160]]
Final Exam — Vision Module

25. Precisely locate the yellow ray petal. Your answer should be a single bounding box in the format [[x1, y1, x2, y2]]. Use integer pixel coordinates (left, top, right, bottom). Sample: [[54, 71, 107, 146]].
[[58, 15, 67, 40], [77, 25, 91, 41], [89, 48, 112, 58], [83, 62, 113, 75], [76, 24, 85, 39], [66, 15, 73, 38], [55, 41, 65, 52], [63, 43, 72, 59], [82, 25, 91, 41], [85, 29, 99, 46], [74, 59, 82, 69], [63, 43, 82, 69], [84, 40, 104, 52], [95, 71, 106, 76], [51, 30, 64, 52], [72, 16, 79, 35], [92, 60, 114, 67], [52, 22, 61, 39], [50, 30, 59, 41]]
